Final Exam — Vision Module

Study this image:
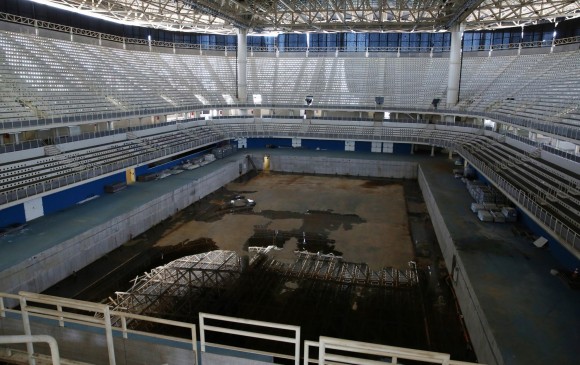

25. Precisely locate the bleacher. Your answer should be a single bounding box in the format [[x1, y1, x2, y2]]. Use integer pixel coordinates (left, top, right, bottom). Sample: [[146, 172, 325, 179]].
[[1, 28, 579, 130], [0, 29, 237, 124], [457, 51, 580, 127], [0, 125, 222, 205], [0, 27, 578, 252]]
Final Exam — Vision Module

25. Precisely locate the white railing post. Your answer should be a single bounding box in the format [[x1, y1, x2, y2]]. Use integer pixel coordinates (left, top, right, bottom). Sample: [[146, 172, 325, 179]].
[[121, 316, 128, 339], [56, 305, 64, 327], [199, 314, 206, 352], [318, 339, 325, 365], [0, 335, 61, 365], [102, 306, 116, 365], [295, 327, 301, 365], [19, 296, 35, 365]]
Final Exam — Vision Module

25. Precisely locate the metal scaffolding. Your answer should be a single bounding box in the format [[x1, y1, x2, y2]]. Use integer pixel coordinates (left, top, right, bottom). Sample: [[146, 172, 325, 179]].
[[107, 248, 420, 335], [260, 250, 418, 288], [108, 250, 241, 324]]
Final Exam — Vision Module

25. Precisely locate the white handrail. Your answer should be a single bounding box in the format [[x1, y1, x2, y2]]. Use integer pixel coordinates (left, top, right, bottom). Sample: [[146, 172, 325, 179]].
[[316, 336, 484, 365], [0, 335, 61, 365], [199, 312, 301, 365]]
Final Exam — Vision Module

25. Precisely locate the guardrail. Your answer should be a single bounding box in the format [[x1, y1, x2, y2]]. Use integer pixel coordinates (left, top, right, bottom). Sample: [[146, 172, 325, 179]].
[[2, 122, 577, 257], [199, 312, 301, 365], [0, 292, 483, 365], [0, 131, 221, 206], [458, 147, 579, 254], [0, 291, 198, 365], [1, 12, 578, 54], [2, 104, 578, 142], [304, 336, 483, 365], [0, 335, 62, 365]]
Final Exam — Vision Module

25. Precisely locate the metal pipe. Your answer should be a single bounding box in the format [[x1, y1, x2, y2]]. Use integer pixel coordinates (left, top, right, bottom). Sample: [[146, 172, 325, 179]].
[[19, 297, 35, 365], [0, 335, 61, 365]]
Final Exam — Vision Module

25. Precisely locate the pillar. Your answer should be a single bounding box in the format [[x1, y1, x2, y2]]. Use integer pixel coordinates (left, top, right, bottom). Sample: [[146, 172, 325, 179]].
[[410, 144, 414, 155], [430, 145, 435, 157], [446, 24, 465, 108], [448, 149, 453, 159], [237, 28, 248, 105]]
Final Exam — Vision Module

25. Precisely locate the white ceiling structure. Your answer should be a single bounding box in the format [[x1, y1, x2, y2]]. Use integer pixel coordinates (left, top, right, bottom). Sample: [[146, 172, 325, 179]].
[[30, 0, 580, 34]]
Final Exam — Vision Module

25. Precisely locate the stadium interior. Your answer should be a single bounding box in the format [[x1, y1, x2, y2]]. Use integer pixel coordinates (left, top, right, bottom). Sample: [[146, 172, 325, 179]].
[[0, 0, 579, 364]]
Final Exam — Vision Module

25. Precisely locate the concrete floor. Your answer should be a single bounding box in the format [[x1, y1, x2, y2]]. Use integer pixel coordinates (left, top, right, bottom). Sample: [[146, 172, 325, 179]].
[[419, 158, 580, 365], [154, 173, 414, 270]]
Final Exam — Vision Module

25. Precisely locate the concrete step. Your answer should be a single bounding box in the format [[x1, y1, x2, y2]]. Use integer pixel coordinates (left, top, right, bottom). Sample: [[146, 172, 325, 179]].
[[44, 145, 62, 156]]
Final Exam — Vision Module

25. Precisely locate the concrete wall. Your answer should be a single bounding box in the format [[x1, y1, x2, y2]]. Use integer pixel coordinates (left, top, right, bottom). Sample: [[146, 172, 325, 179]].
[[253, 153, 418, 179], [0, 147, 44, 164], [0, 156, 251, 298], [0, 317, 196, 365], [417, 166, 503, 365]]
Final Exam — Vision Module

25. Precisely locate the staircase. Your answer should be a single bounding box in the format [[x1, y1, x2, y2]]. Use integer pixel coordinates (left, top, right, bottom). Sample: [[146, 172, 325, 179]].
[[44, 145, 62, 156], [126, 132, 157, 153], [246, 154, 258, 171]]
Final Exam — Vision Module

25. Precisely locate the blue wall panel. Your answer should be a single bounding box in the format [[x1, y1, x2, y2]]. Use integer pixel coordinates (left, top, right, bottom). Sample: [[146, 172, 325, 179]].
[[355, 141, 372, 152], [135, 149, 211, 176], [247, 138, 292, 149], [42, 172, 125, 215], [516, 208, 579, 270], [471, 165, 578, 269], [301, 139, 344, 151], [393, 143, 413, 154], [0, 204, 26, 226]]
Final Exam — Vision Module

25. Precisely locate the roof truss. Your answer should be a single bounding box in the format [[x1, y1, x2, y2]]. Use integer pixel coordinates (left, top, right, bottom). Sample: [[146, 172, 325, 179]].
[[28, 0, 580, 34]]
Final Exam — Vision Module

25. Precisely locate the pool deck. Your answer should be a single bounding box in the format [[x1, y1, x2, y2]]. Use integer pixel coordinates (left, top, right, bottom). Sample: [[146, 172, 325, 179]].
[[1, 148, 579, 365]]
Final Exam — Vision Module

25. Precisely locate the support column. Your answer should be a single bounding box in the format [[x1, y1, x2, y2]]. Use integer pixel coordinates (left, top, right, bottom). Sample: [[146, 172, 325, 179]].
[[446, 24, 464, 108], [430, 145, 435, 157], [410, 144, 414, 155], [448, 149, 453, 159], [237, 28, 248, 106]]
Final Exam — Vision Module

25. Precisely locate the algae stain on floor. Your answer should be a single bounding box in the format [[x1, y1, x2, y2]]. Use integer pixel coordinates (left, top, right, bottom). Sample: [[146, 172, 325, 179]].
[[153, 173, 414, 270]]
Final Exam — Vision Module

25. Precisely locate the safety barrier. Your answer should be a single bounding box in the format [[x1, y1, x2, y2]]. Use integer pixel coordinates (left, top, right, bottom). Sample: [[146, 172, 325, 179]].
[[305, 337, 483, 365], [0, 334, 61, 365], [0, 292, 198, 365], [199, 312, 301, 365], [1, 292, 481, 365]]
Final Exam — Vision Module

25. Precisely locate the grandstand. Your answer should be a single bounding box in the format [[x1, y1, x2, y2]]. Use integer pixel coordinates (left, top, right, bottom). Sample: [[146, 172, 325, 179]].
[[0, 0, 579, 364]]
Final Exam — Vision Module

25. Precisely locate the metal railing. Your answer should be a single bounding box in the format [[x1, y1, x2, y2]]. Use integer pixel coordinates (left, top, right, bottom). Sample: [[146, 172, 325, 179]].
[[0, 335, 62, 365], [305, 337, 482, 365], [0, 291, 198, 365], [1, 122, 577, 256], [199, 312, 301, 365], [0, 292, 482, 365], [0, 130, 221, 206], [2, 104, 578, 142], [1, 11, 579, 55], [458, 147, 579, 253], [0, 140, 43, 154]]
